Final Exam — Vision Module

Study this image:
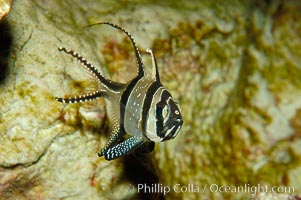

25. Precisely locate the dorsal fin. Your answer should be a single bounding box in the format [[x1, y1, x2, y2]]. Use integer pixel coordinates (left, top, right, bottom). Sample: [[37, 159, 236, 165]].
[[85, 22, 145, 79], [146, 48, 161, 83], [58, 47, 125, 91]]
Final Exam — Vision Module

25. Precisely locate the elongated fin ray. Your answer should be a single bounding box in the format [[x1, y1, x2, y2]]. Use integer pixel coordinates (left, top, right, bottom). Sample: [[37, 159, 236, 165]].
[[55, 90, 105, 104], [58, 47, 125, 91], [85, 22, 145, 79], [146, 48, 160, 82]]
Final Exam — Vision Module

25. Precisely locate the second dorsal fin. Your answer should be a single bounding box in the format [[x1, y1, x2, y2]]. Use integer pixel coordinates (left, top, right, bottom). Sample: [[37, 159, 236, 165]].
[[146, 48, 161, 83], [85, 22, 145, 79]]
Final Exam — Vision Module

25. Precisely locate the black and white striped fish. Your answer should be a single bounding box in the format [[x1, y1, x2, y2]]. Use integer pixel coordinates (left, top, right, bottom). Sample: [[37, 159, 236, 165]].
[[55, 22, 183, 160]]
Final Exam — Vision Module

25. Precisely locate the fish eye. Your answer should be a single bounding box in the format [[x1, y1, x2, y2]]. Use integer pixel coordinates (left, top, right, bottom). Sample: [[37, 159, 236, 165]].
[[174, 101, 181, 113]]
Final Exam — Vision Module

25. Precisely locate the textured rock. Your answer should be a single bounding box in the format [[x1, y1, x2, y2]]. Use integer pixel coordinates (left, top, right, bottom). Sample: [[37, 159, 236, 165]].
[[0, 0, 301, 200], [0, 0, 12, 21]]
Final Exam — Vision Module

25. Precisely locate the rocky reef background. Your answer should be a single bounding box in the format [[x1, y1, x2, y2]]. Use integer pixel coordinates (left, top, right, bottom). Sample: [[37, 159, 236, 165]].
[[0, 0, 301, 199]]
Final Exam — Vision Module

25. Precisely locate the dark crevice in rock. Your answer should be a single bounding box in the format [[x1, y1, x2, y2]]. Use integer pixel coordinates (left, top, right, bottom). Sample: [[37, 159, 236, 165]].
[[0, 20, 12, 84], [18, 30, 33, 55]]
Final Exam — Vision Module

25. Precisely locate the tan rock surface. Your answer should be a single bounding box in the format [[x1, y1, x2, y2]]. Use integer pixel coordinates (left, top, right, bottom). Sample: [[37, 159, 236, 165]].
[[0, 1, 300, 199]]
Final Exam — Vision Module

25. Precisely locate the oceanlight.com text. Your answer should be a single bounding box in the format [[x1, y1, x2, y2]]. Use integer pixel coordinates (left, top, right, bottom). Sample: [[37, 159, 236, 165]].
[[209, 183, 294, 195]]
